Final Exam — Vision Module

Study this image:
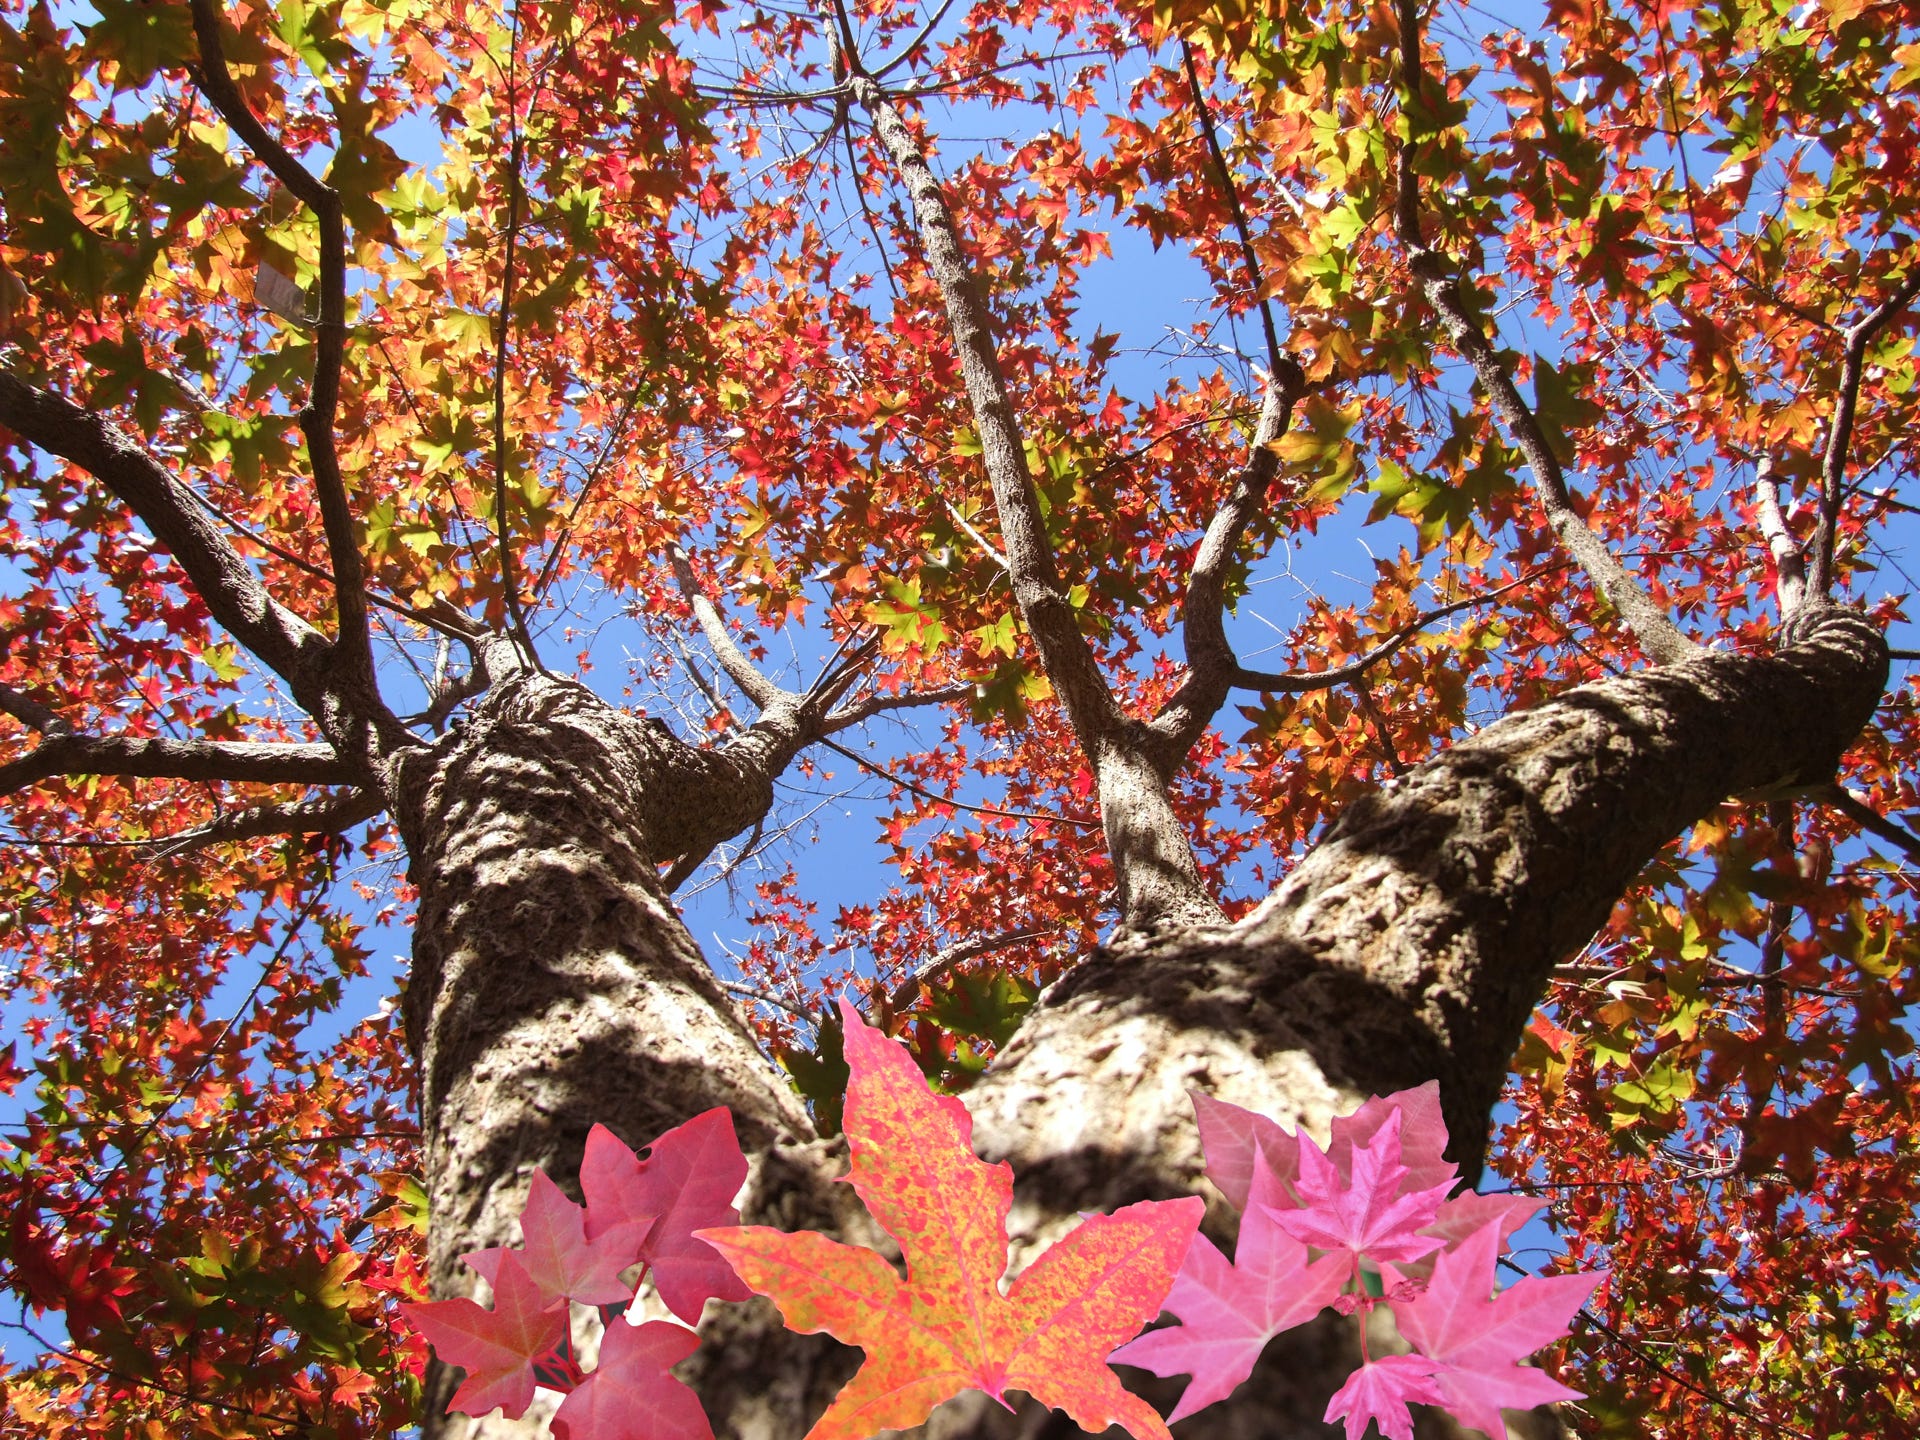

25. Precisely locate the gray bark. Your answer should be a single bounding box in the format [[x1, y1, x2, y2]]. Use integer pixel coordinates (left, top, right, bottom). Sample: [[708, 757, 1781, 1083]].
[[396, 610, 1884, 1440]]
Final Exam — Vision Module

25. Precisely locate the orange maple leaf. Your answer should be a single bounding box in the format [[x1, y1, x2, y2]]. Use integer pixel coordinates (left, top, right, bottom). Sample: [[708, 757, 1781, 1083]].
[[697, 1000, 1201, 1440]]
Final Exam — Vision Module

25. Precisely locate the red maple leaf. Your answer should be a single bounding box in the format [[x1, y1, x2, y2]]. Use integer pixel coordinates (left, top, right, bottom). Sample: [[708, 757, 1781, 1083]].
[[551, 1319, 713, 1440], [1109, 1141, 1347, 1420], [398, 1249, 568, 1420], [1389, 1223, 1602, 1440], [580, 1107, 753, 1323], [1270, 1109, 1453, 1268], [696, 999, 1202, 1440], [467, 1169, 650, 1306]]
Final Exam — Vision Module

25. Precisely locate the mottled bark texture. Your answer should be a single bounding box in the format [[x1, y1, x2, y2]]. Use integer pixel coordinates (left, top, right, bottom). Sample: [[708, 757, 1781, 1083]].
[[395, 611, 1883, 1440], [390, 673, 860, 1440], [929, 606, 1886, 1439]]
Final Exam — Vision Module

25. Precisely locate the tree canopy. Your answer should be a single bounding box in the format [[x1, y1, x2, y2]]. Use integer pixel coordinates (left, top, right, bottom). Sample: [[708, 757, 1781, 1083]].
[[1, 0, 1917, 1434]]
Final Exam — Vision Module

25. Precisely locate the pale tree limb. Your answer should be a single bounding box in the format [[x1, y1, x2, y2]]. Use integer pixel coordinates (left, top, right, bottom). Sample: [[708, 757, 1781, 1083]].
[[1753, 457, 1809, 617], [1391, 0, 1701, 667], [1808, 253, 1920, 599], [668, 542, 781, 709], [0, 735, 350, 799], [186, 0, 374, 691]]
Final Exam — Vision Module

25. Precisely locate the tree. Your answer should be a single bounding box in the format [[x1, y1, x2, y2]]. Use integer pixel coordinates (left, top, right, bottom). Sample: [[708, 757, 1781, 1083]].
[[0, 0, 1916, 1433]]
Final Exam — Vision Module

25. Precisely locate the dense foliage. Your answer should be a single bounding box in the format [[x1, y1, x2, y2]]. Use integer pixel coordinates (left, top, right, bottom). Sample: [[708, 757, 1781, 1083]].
[[1, 0, 1917, 1433]]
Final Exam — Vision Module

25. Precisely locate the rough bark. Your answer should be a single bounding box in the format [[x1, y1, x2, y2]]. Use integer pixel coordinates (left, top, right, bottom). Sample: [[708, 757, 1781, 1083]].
[[390, 673, 860, 1440], [394, 611, 1883, 1440], [930, 607, 1885, 1438]]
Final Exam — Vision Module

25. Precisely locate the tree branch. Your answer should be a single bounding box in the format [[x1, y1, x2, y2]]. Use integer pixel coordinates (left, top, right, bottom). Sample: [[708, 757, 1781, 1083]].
[[874, 924, 1060, 1015], [1818, 783, 1920, 862], [825, 680, 977, 730], [1752, 456, 1808, 618], [186, 0, 372, 689], [1230, 580, 1529, 692], [850, 64, 1228, 929], [1808, 254, 1920, 598], [1391, 0, 1701, 667], [848, 74, 1124, 748], [814, 734, 1100, 829], [0, 679, 73, 735], [667, 543, 781, 709], [0, 374, 327, 689], [154, 789, 386, 858], [1180, 39, 1285, 380], [1147, 380, 1301, 774], [489, 5, 542, 666], [0, 734, 350, 799]]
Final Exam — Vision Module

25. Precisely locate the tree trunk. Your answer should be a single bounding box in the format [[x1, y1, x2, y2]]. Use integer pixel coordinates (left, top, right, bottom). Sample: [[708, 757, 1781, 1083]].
[[398, 611, 1884, 1440], [392, 673, 861, 1439]]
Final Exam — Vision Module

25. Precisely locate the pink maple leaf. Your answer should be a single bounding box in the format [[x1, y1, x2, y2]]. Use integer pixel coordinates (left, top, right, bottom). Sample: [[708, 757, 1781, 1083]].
[[398, 1250, 567, 1420], [580, 1108, 753, 1323], [1109, 1144, 1347, 1421], [1417, 1191, 1546, 1259], [1190, 1083, 1455, 1210], [467, 1170, 650, 1307], [551, 1319, 713, 1440], [1391, 1222, 1602, 1440], [1324, 1352, 1447, 1440], [1269, 1110, 1452, 1269]]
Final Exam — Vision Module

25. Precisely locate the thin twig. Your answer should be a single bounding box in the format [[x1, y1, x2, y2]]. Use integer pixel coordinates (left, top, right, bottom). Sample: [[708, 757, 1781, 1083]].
[[814, 734, 1099, 828]]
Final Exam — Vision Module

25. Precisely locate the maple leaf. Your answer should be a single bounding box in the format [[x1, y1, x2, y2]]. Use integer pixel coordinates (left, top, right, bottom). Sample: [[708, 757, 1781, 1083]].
[[466, 1170, 649, 1307], [397, 1250, 567, 1421], [1269, 1110, 1452, 1268], [696, 999, 1202, 1440], [551, 1319, 713, 1440], [1323, 1352, 1447, 1440], [1108, 1143, 1347, 1420], [579, 1108, 754, 1323], [1190, 1083, 1455, 1210], [1390, 1223, 1602, 1440]]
